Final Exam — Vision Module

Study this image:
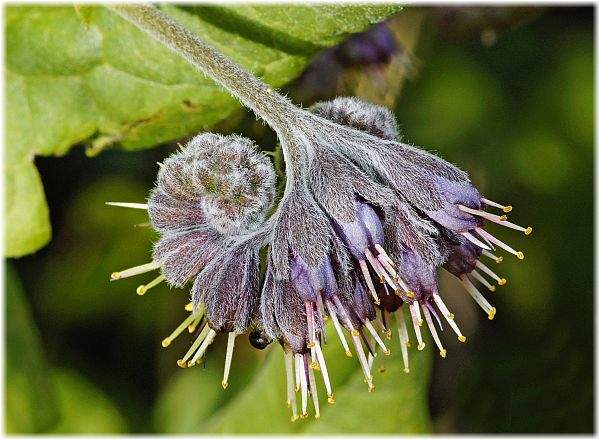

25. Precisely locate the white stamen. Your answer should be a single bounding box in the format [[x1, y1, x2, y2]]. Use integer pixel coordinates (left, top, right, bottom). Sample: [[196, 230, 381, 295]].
[[409, 303, 425, 350], [482, 249, 504, 264], [364, 320, 390, 355], [313, 342, 333, 398], [470, 270, 497, 292], [111, 261, 161, 280], [308, 366, 320, 419], [179, 324, 210, 367], [325, 300, 351, 356], [421, 302, 446, 358], [136, 274, 165, 295], [481, 197, 512, 212], [476, 228, 524, 260], [461, 231, 492, 251], [295, 353, 301, 393], [190, 328, 217, 364], [221, 332, 237, 389], [367, 350, 375, 373], [474, 260, 506, 285], [350, 331, 373, 389], [359, 259, 380, 304], [305, 301, 318, 363], [432, 294, 466, 342], [365, 248, 398, 291], [459, 275, 496, 320], [413, 300, 423, 327], [284, 351, 298, 421], [377, 253, 398, 279], [162, 314, 196, 347], [483, 214, 531, 234], [458, 204, 507, 222], [298, 354, 308, 417], [395, 309, 411, 373], [105, 202, 148, 210], [375, 244, 396, 268]]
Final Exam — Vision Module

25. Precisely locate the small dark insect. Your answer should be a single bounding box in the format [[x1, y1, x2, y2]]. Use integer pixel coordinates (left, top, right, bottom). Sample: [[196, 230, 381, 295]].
[[249, 330, 272, 349]]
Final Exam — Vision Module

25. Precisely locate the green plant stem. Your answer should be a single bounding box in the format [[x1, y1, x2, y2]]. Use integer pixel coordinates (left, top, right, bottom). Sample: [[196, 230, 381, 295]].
[[109, 4, 297, 134]]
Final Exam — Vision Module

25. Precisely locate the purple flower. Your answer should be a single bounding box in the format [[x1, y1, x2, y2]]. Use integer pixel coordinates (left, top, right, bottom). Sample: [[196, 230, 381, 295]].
[[109, 95, 532, 421]]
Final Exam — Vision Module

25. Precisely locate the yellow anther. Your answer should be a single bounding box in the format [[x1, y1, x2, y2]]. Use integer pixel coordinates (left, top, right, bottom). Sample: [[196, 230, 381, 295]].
[[374, 299, 381, 305], [327, 394, 336, 404], [418, 319, 423, 327], [345, 351, 353, 357], [458, 335, 467, 343], [323, 315, 329, 321], [136, 285, 147, 295], [177, 359, 187, 368], [417, 342, 426, 351], [188, 324, 197, 333], [294, 387, 299, 393], [309, 361, 319, 370], [378, 367, 386, 373], [161, 338, 171, 348], [498, 278, 507, 286], [406, 291, 415, 298], [291, 415, 298, 422], [517, 251, 525, 260], [406, 341, 411, 348], [307, 342, 316, 348], [503, 206, 512, 213], [187, 361, 195, 368], [185, 303, 193, 312], [489, 285, 496, 292], [286, 400, 291, 408], [496, 256, 504, 263], [379, 276, 385, 283], [111, 272, 121, 280], [447, 313, 455, 320], [386, 330, 392, 340], [499, 215, 508, 221], [488, 307, 497, 320], [384, 349, 391, 356], [525, 226, 533, 235], [393, 276, 399, 282], [221, 381, 228, 390], [301, 413, 309, 419], [403, 368, 410, 374], [314, 413, 321, 420], [368, 385, 376, 393], [351, 330, 359, 336], [440, 349, 447, 358]]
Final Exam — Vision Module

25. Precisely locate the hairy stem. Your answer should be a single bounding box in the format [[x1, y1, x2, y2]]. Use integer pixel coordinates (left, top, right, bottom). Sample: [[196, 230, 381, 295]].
[[109, 3, 298, 133]]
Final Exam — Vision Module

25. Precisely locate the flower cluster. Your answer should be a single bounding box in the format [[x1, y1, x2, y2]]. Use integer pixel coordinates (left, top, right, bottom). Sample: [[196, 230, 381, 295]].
[[109, 96, 531, 421]]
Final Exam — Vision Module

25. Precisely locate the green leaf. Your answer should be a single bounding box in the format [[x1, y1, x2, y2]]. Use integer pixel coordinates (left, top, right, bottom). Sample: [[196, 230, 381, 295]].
[[154, 318, 431, 434], [48, 369, 128, 434], [5, 263, 59, 433], [5, 4, 402, 257]]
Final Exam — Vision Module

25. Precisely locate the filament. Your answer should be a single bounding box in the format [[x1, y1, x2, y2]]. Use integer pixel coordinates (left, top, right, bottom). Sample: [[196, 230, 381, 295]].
[[105, 202, 148, 210], [459, 275, 496, 320], [476, 228, 524, 260], [432, 294, 466, 342], [461, 231, 492, 251], [470, 270, 496, 292], [221, 332, 237, 389], [111, 261, 161, 280]]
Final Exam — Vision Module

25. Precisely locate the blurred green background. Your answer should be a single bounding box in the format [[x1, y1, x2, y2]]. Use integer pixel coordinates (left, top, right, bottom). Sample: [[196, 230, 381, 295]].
[[6, 6, 593, 434]]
